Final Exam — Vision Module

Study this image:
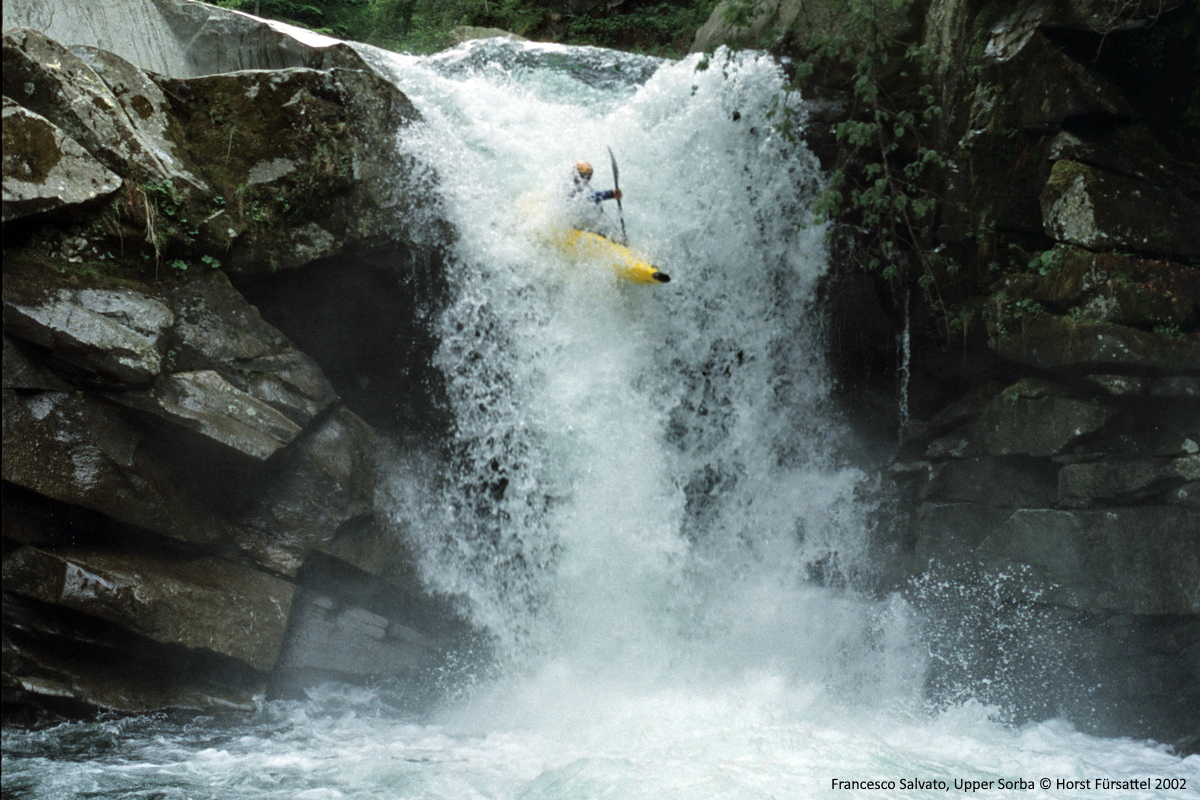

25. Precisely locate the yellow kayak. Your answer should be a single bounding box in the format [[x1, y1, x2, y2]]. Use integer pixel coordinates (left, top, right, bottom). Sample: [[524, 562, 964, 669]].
[[549, 229, 671, 285]]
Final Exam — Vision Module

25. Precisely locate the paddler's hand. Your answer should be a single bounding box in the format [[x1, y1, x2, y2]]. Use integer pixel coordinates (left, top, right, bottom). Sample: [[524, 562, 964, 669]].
[[613, 189, 623, 200]]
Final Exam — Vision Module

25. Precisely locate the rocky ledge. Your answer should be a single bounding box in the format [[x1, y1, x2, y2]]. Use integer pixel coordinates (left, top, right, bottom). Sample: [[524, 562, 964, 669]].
[[3, 5, 470, 721], [699, 0, 1200, 753]]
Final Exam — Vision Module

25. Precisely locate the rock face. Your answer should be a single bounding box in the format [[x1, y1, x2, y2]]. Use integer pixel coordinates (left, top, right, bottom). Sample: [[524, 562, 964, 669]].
[[693, 0, 1200, 750], [3, 4, 470, 721]]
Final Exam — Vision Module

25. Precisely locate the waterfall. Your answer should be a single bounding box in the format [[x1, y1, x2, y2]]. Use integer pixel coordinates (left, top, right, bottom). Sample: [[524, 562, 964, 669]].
[[5, 38, 1195, 800], [359, 40, 917, 701]]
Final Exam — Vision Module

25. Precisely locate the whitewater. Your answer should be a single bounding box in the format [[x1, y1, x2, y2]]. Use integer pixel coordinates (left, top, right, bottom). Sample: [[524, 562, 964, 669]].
[[3, 39, 1196, 800]]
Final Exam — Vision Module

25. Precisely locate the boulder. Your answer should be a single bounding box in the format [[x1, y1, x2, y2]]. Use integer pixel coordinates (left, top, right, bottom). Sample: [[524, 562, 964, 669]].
[[112, 370, 304, 462], [2, 388, 226, 547], [3, 545, 295, 672], [926, 378, 1117, 458], [4, 592, 261, 715], [912, 502, 1017, 567], [1, 9, 473, 722], [991, 314, 1200, 372], [2, 0, 373, 78], [233, 408, 378, 576], [1046, 126, 1200, 197], [3, 286, 173, 386], [1010, 246, 1200, 329], [2, 28, 207, 195], [1058, 455, 1200, 506], [166, 273, 337, 427], [1041, 160, 1200, 258], [271, 588, 441, 693], [2, 335, 74, 392], [980, 506, 1200, 615], [1060, 429, 1200, 461], [1085, 373, 1148, 395], [2, 99, 123, 222], [160, 66, 424, 276], [1151, 375, 1200, 399], [979, 0, 1188, 62], [691, 0, 920, 57], [985, 33, 1132, 132], [922, 456, 1059, 507]]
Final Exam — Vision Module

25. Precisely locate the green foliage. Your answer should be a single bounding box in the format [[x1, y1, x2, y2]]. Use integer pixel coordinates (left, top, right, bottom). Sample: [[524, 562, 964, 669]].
[[985, 289, 1046, 340], [569, 1, 717, 54], [1153, 323, 1184, 339], [1028, 248, 1062, 275], [216, 0, 713, 55], [766, 0, 948, 320], [215, 0, 374, 38]]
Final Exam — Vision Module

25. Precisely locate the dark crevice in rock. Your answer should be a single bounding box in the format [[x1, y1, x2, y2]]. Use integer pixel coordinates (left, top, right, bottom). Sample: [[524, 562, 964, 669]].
[[2, 481, 209, 560], [1058, 111, 1131, 137], [237, 249, 451, 447], [1041, 11, 1200, 156]]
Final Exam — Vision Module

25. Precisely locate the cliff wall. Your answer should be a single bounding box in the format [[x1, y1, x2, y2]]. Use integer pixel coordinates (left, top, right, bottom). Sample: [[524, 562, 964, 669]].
[[3, 1, 470, 720], [697, 0, 1199, 750]]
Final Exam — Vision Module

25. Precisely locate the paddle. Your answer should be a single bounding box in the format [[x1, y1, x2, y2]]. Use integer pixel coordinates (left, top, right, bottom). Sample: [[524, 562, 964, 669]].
[[608, 146, 628, 245]]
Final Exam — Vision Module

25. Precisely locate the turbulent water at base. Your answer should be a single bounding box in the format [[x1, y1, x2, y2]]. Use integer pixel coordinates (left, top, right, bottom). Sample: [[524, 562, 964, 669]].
[[4, 40, 1197, 800]]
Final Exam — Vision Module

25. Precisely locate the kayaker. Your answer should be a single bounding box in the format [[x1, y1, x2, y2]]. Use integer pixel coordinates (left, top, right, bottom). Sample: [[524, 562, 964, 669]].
[[571, 161, 622, 205], [568, 161, 622, 237]]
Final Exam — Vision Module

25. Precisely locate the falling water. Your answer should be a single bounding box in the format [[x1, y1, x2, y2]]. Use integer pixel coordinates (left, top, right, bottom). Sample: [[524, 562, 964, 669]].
[[3, 39, 1195, 800]]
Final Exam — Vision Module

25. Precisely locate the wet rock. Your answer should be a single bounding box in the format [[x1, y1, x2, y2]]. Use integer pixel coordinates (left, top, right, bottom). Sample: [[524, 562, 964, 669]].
[[1046, 126, 1200, 197], [2, 0, 374, 78], [926, 378, 1117, 458], [271, 588, 440, 691], [1168, 482, 1200, 508], [2, 99, 123, 222], [1, 11, 468, 722], [1151, 375, 1200, 399], [912, 502, 1017, 567], [112, 370, 304, 462], [3, 335, 74, 392], [981, 0, 1187, 62], [1058, 455, 1200, 506], [691, 0, 920, 56], [986, 33, 1132, 131], [3, 286, 173, 386], [1041, 160, 1200, 258], [161, 66, 424, 276], [233, 408, 378, 576], [979, 506, 1200, 615], [3, 545, 295, 671], [1009, 246, 1200, 329], [991, 314, 1200, 372], [2, 28, 207, 195], [167, 273, 337, 427], [1059, 430, 1200, 461], [4, 592, 261, 715], [1086, 373, 1148, 395], [922, 457, 1059, 507], [2, 389, 226, 547]]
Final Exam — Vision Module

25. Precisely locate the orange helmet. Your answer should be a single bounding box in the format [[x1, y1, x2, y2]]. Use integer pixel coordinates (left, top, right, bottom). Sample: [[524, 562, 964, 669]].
[[574, 161, 594, 179]]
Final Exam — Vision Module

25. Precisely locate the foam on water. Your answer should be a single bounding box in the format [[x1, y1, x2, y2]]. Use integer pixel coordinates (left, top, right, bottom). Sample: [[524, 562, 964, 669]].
[[4, 39, 1197, 800]]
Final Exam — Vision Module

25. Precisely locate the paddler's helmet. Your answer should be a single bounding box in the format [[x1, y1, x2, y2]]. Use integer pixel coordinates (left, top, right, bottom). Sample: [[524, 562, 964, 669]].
[[573, 161, 594, 181]]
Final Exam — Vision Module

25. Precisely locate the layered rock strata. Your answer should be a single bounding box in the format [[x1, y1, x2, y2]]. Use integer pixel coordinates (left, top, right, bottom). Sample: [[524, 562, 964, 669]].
[[3, 9, 466, 720]]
